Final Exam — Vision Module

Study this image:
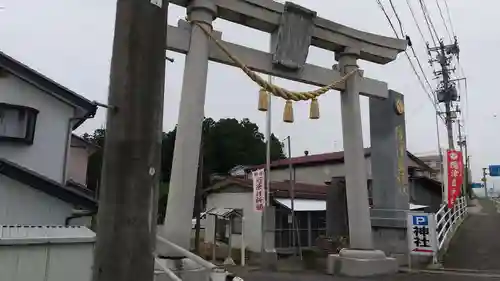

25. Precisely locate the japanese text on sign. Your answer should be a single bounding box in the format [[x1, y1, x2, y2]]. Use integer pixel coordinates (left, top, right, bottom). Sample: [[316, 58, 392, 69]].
[[407, 213, 437, 256], [395, 125, 408, 194], [252, 168, 266, 212], [445, 149, 463, 208]]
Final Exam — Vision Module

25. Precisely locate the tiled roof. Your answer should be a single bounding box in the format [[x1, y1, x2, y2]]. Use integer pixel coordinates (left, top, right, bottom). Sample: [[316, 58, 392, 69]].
[[0, 51, 97, 129], [206, 177, 327, 200], [248, 148, 433, 172], [0, 158, 97, 210]]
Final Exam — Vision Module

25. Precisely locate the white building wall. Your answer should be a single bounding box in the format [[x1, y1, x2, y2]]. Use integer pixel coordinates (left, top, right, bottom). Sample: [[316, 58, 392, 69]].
[[268, 158, 372, 185], [204, 192, 261, 252], [0, 74, 74, 183], [251, 156, 421, 185], [0, 175, 89, 226], [67, 145, 90, 186]]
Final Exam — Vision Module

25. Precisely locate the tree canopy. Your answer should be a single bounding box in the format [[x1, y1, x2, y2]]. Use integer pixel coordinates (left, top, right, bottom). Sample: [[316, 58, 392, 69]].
[[83, 117, 285, 195]]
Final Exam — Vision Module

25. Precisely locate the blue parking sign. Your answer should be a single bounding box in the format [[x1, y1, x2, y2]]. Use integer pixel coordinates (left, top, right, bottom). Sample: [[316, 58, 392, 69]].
[[489, 165, 500, 177], [407, 212, 436, 256], [412, 215, 428, 226]]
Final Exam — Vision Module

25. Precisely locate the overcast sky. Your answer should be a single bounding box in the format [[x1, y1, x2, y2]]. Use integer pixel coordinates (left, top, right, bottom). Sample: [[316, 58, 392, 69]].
[[0, 0, 497, 189]]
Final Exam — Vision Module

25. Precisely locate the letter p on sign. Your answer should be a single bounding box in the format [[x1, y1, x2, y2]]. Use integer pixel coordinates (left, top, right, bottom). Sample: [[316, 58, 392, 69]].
[[412, 215, 428, 226]]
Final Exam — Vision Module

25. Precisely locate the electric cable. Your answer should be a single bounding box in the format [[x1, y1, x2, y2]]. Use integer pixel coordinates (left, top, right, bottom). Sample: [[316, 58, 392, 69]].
[[435, 0, 452, 41], [376, 0, 445, 124]]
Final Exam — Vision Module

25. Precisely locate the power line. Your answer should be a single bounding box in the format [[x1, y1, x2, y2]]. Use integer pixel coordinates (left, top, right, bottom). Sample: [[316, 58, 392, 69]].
[[375, 0, 445, 124], [376, 0, 399, 38], [405, 0, 427, 44], [420, 0, 440, 40], [443, 0, 456, 37], [378, 0, 434, 95], [388, 0, 405, 37], [418, 0, 439, 45], [408, 41, 436, 100], [405, 51, 441, 116], [457, 61, 469, 131], [435, 0, 452, 41]]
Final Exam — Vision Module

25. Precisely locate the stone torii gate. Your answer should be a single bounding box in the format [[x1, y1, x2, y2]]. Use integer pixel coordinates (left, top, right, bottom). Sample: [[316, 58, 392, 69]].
[[159, 0, 406, 276]]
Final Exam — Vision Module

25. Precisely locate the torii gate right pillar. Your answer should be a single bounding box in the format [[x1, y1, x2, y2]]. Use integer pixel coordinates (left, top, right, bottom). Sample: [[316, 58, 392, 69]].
[[326, 50, 399, 277], [336, 48, 373, 250]]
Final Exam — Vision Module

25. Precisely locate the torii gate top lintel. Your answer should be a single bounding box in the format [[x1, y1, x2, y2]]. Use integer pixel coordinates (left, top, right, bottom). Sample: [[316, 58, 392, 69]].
[[169, 0, 407, 64]]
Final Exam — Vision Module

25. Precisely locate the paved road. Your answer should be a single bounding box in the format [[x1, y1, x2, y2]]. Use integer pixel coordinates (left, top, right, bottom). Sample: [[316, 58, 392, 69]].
[[238, 271, 500, 280], [443, 199, 500, 272]]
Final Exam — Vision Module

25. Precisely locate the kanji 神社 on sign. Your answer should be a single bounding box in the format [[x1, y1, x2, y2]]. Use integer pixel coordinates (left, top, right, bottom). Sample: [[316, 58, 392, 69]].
[[407, 213, 437, 256]]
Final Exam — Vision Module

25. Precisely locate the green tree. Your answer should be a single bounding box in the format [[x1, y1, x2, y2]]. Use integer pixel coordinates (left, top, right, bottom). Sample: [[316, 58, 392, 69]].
[[83, 118, 285, 219], [82, 128, 106, 191]]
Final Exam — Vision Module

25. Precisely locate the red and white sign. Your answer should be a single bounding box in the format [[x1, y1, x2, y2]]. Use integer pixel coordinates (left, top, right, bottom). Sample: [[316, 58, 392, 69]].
[[252, 169, 266, 212], [443, 149, 464, 208]]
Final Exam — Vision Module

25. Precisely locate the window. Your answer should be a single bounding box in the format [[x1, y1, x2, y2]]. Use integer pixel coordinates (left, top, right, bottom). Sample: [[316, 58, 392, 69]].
[[0, 103, 38, 144]]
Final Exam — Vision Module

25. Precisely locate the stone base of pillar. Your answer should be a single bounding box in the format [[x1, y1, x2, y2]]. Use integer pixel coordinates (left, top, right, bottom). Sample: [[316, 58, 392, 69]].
[[223, 257, 236, 266], [260, 249, 278, 271], [326, 249, 398, 277], [372, 226, 408, 266]]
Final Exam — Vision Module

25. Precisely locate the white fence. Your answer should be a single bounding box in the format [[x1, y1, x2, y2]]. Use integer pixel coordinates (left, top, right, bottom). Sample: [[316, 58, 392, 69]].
[[492, 198, 500, 212], [434, 196, 468, 253], [0, 225, 95, 281]]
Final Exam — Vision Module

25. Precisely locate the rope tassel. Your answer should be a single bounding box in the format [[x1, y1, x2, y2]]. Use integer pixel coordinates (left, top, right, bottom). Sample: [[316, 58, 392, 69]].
[[309, 98, 320, 120], [258, 88, 269, 112], [283, 100, 294, 123]]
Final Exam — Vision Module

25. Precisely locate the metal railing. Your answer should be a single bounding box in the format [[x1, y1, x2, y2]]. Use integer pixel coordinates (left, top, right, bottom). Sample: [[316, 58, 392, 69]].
[[155, 235, 241, 281], [492, 197, 500, 211], [154, 258, 183, 281], [435, 196, 468, 251]]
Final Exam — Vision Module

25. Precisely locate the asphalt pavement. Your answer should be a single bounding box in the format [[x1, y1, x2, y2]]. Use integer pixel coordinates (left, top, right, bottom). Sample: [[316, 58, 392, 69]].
[[443, 199, 500, 272], [238, 271, 500, 281]]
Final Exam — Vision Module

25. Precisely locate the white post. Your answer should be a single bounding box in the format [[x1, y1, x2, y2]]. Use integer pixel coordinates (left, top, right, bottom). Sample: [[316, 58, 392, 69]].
[[212, 215, 217, 262], [260, 33, 277, 267], [241, 216, 246, 266], [224, 217, 236, 265]]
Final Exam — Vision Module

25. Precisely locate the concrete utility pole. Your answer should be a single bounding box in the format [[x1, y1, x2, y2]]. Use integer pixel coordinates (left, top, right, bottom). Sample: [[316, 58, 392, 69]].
[[285, 136, 298, 257], [482, 168, 489, 198], [428, 39, 460, 149], [92, 1, 168, 281], [456, 108, 470, 199]]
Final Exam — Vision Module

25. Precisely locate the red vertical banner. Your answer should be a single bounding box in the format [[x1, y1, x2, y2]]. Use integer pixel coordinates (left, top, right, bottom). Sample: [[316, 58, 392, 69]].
[[445, 149, 464, 208], [252, 168, 266, 212]]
